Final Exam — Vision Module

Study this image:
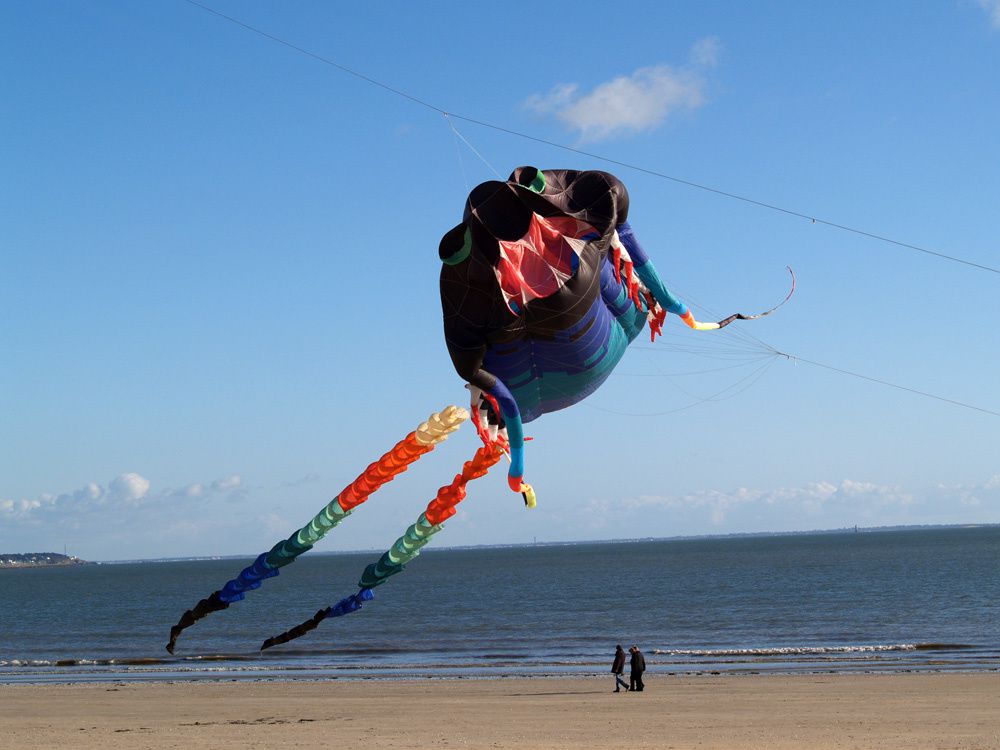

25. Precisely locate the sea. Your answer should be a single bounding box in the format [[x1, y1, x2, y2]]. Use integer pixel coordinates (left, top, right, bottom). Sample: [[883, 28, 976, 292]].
[[1, 526, 998, 684]]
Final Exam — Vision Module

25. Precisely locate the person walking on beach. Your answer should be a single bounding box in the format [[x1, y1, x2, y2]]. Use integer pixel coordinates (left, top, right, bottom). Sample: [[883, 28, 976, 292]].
[[611, 644, 629, 692], [629, 645, 646, 692]]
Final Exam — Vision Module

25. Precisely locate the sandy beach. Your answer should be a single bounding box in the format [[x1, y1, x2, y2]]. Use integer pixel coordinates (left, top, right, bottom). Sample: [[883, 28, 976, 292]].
[[2, 673, 998, 749]]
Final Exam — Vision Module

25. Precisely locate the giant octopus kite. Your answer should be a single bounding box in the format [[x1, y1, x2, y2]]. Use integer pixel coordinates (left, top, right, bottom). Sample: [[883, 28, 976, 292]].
[[165, 167, 791, 653]]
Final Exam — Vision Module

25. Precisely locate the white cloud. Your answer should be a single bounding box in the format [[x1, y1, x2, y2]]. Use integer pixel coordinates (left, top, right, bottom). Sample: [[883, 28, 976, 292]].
[[977, 0, 1000, 29], [1, 472, 244, 523], [523, 37, 721, 142], [0, 497, 43, 519], [690, 36, 722, 67], [950, 474, 1000, 508], [108, 473, 151, 503], [211, 474, 241, 492], [585, 476, 998, 533]]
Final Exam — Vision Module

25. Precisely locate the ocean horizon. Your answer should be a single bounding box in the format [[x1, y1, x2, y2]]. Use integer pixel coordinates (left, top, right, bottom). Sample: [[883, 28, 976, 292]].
[[18, 521, 997, 565], [1, 526, 998, 684]]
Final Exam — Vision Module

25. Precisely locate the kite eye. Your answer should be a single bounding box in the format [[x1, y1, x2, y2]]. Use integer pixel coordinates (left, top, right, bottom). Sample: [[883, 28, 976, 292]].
[[440, 225, 472, 265], [515, 166, 546, 193]]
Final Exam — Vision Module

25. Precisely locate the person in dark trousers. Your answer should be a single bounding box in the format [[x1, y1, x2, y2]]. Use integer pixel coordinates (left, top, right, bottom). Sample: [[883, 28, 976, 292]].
[[611, 644, 629, 692], [629, 645, 646, 692]]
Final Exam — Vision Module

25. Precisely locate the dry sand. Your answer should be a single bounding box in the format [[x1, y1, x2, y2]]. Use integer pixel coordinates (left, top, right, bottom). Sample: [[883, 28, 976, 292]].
[[2, 673, 998, 749]]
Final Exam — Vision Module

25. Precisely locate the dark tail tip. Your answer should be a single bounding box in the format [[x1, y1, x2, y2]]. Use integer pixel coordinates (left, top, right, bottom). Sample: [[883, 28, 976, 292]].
[[259, 609, 327, 652], [164, 590, 228, 654]]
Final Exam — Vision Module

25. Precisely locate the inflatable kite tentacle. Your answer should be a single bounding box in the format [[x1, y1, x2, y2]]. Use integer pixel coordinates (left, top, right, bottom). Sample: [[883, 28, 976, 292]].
[[678, 267, 796, 330], [260, 444, 504, 651], [335, 405, 465, 512], [477, 378, 534, 502], [616, 222, 689, 319], [361, 441, 503, 588], [166, 592, 230, 655], [617, 223, 795, 332], [678, 310, 720, 331], [263, 404, 468, 568], [466, 382, 533, 504], [165, 405, 469, 654]]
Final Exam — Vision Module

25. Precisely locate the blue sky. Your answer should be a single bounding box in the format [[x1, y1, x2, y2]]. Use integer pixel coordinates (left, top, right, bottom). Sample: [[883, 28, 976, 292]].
[[2, 1, 999, 561]]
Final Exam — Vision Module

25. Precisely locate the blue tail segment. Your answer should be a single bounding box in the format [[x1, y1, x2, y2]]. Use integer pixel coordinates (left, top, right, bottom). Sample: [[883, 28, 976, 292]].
[[325, 587, 375, 618], [259, 588, 375, 650], [219, 553, 280, 604]]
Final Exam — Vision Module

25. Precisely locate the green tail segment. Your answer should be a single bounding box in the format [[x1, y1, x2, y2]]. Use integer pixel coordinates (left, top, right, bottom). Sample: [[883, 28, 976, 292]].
[[165, 406, 469, 654], [261, 442, 504, 650]]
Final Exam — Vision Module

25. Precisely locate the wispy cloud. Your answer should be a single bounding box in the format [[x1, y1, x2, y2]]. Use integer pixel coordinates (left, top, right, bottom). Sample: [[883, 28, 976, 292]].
[[523, 37, 721, 142], [585, 476, 1000, 533], [1, 472, 242, 522], [210, 474, 242, 492], [976, 0, 1000, 29], [281, 472, 321, 489], [689, 36, 723, 67]]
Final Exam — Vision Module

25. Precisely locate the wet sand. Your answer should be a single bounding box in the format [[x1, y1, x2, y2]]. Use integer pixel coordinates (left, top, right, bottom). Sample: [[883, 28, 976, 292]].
[[2, 673, 998, 749]]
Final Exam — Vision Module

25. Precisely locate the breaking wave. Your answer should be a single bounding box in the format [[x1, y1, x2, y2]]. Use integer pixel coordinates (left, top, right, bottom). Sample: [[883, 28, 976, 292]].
[[652, 643, 975, 657]]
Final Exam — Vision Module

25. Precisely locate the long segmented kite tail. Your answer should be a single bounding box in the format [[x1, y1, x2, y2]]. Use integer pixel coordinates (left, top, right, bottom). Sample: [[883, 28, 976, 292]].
[[165, 406, 469, 654], [260, 443, 504, 651]]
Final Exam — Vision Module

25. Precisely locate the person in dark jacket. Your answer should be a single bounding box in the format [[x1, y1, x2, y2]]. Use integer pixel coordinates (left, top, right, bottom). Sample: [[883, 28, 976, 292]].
[[629, 645, 646, 692], [611, 644, 629, 692]]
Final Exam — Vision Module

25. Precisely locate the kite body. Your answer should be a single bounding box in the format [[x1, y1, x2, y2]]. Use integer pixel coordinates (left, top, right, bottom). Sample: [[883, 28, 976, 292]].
[[165, 166, 790, 654], [439, 167, 690, 493]]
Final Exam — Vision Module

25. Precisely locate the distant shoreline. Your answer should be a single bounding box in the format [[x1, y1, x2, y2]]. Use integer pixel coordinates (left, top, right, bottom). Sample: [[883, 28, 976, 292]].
[[87, 521, 1000, 565], [0, 553, 88, 570]]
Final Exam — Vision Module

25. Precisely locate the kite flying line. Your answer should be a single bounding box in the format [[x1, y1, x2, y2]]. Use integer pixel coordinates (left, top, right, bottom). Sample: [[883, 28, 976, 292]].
[[181, 0, 998, 276], [448, 121, 998, 423], [174, 1, 1000, 422], [158, 7, 1000, 657], [623, 271, 1000, 420], [769, 352, 1000, 419]]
